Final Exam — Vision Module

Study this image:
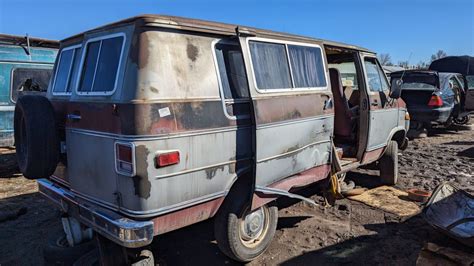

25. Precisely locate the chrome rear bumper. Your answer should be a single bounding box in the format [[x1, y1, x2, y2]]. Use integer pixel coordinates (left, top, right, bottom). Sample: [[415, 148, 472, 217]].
[[38, 179, 154, 248]]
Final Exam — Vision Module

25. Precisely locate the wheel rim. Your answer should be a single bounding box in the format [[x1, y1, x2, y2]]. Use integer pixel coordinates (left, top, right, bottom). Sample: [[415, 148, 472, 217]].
[[239, 206, 270, 248], [454, 116, 469, 125]]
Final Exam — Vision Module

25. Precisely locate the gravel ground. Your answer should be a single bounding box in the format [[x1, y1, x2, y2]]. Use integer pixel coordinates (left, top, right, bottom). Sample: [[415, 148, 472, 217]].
[[0, 124, 473, 265]]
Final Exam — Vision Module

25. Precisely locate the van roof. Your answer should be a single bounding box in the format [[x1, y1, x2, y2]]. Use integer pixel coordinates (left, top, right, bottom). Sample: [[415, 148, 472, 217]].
[[0, 34, 59, 49], [62, 14, 373, 53]]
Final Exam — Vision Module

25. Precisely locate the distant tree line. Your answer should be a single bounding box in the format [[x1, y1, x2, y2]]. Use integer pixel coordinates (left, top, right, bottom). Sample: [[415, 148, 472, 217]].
[[377, 50, 448, 69]]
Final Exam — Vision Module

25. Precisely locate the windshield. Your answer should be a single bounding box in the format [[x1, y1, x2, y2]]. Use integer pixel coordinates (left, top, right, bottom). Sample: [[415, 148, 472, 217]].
[[391, 78, 437, 90]]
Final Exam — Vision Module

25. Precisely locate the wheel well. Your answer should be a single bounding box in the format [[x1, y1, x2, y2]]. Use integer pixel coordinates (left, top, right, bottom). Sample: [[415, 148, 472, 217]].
[[391, 130, 406, 147]]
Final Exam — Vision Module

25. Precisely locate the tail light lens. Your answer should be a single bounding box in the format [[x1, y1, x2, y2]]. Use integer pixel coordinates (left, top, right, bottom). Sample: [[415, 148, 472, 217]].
[[115, 143, 135, 176], [155, 151, 180, 168], [428, 95, 443, 107]]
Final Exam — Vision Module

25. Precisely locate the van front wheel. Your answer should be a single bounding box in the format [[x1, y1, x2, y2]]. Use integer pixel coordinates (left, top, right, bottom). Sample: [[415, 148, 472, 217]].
[[379, 140, 399, 185], [214, 202, 278, 262]]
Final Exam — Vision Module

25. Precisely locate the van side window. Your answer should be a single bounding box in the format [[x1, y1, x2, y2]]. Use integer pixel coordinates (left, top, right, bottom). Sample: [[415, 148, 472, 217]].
[[78, 35, 124, 94], [249, 41, 292, 90], [214, 43, 249, 99], [52, 46, 81, 94], [288, 45, 326, 88], [364, 58, 389, 92], [249, 40, 327, 91], [11, 68, 52, 102]]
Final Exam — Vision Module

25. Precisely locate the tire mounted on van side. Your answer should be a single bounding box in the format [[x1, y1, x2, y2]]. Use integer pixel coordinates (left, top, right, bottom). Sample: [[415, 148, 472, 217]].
[[14, 95, 60, 179]]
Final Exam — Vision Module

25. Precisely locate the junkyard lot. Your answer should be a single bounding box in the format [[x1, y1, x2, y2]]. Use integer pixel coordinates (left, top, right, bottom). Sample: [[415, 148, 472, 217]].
[[0, 124, 473, 265]]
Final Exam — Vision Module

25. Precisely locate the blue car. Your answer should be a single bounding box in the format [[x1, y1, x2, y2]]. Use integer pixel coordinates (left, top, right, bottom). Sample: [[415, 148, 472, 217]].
[[0, 34, 58, 147], [390, 70, 465, 130]]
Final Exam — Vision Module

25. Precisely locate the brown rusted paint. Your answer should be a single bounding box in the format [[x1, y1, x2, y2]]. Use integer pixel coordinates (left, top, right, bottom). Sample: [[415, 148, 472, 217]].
[[52, 95, 333, 136], [152, 197, 224, 235], [133, 145, 152, 199], [254, 93, 332, 125], [361, 147, 385, 164], [251, 164, 331, 210]]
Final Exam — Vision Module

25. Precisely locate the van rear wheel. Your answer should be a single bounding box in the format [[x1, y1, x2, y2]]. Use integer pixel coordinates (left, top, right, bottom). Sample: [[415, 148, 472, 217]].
[[214, 200, 278, 262], [379, 140, 399, 185]]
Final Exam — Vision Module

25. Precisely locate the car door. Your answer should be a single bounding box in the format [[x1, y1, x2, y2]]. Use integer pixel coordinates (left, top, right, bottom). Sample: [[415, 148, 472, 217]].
[[238, 35, 333, 191], [463, 75, 474, 111], [361, 55, 399, 159]]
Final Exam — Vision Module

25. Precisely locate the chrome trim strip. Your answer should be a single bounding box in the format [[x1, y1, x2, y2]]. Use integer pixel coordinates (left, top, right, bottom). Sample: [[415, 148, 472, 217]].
[[38, 179, 154, 248], [257, 139, 330, 163], [256, 114, 334, 130], [0, 106, 15, 111]]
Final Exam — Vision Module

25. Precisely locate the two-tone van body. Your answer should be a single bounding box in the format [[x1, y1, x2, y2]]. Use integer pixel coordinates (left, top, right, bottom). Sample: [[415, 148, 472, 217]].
[[0, 34, 58, 147], [14, 16, 409, 264]]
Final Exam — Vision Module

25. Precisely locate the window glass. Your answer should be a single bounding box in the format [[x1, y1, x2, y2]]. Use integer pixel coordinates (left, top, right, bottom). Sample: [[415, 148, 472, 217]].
[[79, 36, 123, 93], [364, 58, 389, 92], [328, 62, 359, 90], [52, 49, 73, 93], [11, 68, 52, 102], [215, 43, 249, 99], [92, 37, 123, 92], [249, 41, 292, 90], [52, 47, 81, 94], [449, 77, 461, 90], [79, 41, 100, 92], [288, 45, 326, 88], [466, 75, 474, 90]]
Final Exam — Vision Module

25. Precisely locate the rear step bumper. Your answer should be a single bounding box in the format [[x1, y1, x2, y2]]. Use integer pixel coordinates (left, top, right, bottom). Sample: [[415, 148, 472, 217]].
[[38, 179, 154, 248]]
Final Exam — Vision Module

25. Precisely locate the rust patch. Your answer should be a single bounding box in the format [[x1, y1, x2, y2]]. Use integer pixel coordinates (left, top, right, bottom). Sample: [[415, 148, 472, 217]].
[[205, 165, 225, 180], [132, 145, 151, 199], [149, 86, 159, 94], [186, 43, 199, 62], [138, 32, 150, 69]]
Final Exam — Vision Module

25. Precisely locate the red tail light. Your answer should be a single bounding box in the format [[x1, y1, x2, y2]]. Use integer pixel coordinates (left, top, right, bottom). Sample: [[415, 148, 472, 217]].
[[155, 151, 180, 168], [428, 95, 443, 107], [115, 143, 135, 175]]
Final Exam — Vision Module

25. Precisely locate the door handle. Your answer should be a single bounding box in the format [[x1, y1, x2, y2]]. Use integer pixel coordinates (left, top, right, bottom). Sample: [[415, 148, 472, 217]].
[[67, 114, 82, 121]]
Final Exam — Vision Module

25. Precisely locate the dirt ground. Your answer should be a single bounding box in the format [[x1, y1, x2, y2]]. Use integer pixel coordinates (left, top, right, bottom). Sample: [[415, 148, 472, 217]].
[[0, 124, 473, 265]]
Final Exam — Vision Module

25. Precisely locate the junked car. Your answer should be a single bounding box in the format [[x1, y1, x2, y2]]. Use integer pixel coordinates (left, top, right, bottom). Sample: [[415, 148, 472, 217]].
[[429, 56, 474, 125], [0, 34, 58, 147], [390, 70, 466, 131], [14, 15, 409, 264]]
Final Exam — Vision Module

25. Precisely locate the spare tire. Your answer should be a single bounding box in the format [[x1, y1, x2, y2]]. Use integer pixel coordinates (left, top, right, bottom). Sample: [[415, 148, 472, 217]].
[[14, 95, 59, 179]]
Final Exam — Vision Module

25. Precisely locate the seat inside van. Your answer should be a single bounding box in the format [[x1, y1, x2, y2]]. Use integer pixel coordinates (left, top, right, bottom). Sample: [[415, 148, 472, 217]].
[[326, 47, 361, 159]]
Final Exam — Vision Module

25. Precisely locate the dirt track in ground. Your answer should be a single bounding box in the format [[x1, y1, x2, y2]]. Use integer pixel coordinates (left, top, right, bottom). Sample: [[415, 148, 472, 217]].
[[0, 124, 473, 265]]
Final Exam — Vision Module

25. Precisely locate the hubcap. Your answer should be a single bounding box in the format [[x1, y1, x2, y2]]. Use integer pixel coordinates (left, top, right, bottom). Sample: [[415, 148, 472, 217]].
[[240, 207, 266, 242]]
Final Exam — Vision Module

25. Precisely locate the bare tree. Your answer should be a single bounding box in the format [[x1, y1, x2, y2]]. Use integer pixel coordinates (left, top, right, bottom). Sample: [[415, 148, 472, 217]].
[[378, 53, 393, 66], [416, 61, 428, 69], [430, 50, 447, 62], [398, 61, 409, 68]]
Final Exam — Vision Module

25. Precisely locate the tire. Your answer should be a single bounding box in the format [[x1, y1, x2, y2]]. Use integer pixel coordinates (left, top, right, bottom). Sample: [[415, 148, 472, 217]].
[[454, 116, 470, 125], [43, 231, 96, 265], [214, 200, 278, 262], [379, 140, 399, 185], [14, 95, 59, 179]]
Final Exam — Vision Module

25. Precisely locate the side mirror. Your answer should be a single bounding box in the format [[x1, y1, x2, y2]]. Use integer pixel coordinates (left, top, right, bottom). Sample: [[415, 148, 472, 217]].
[[390, 79, 403, 99]]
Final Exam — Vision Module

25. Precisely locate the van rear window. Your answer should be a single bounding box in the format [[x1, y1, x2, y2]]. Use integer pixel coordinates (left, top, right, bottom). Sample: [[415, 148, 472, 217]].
[[52, 46, 81, 95], [249, 40, 327, 91], [78, 35, 124, 94]]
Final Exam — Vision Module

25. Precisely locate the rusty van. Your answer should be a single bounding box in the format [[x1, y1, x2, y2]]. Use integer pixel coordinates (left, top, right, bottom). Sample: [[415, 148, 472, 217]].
[[14, 15, 409, 264]]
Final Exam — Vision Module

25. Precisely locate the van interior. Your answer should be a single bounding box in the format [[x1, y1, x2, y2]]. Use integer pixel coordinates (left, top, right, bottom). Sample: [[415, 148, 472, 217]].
[[325, 46, 363, 166]]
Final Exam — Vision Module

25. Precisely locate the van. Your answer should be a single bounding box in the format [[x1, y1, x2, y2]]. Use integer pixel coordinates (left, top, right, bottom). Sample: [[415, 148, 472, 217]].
[[0, 34, 58, 147], [14, 15, 409, 264]]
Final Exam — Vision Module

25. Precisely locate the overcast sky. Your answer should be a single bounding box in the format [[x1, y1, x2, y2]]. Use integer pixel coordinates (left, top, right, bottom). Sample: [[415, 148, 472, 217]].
[[0, 0, 472, 64]]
